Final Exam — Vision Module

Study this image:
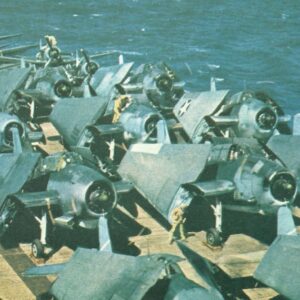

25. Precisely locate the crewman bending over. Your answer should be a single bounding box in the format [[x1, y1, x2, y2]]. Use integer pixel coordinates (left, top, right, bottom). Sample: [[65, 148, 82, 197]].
[[112, 95, 131, 123]]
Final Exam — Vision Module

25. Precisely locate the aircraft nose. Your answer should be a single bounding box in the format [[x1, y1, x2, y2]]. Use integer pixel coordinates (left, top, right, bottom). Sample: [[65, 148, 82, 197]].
[[270, 172, 296, 202], [256, 107, 277, 130]]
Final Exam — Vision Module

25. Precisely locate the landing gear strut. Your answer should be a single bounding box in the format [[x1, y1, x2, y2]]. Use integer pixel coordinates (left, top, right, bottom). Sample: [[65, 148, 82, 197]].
[[207, 199, 223, 246], [31, 209, 47, 258], [31, 239, 44, 258]]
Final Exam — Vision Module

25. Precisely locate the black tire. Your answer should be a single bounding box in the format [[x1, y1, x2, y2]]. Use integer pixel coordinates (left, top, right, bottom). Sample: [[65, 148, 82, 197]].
[[31, 239, 44, 258], [206, 228, 223, 246]]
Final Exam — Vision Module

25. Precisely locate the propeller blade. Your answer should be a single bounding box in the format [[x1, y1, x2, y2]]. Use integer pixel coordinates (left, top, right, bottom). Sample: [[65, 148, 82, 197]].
[[45, 36, 53, 49], [80, 48, 90, 64], [157, 119, 171, 144], [11, 127, 22, 154], [277, 206, 297, 236], [98, 214, 112, 252]]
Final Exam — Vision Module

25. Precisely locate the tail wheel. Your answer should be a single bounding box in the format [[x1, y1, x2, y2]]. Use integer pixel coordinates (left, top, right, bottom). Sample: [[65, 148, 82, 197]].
[[206, 228, 223, 247], [31, 239, 45, 258]]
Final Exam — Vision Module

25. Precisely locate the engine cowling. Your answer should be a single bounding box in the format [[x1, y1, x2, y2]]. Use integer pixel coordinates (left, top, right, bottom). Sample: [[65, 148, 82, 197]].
[[231, 98, 278, 141], [47, 164, 117, 219], [0, 112, 25, 149], [53, 79, 73, 98], [217, 155, 296, 211], [81, 61, 99, 76], [34, 67, 73, 101], [45, 46, 61, 60], [119, 104, 162, 142]]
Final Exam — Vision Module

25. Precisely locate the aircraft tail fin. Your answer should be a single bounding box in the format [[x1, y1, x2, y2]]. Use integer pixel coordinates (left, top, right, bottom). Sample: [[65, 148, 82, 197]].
[[210, 77, 224, 92], [293, 113, 300, 135], [75, 50, 80, 67], [118, 54, 124, 65]]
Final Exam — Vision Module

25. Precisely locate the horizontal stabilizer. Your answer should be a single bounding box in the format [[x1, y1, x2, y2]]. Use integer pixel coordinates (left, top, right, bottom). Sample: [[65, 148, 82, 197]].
[[118, 83, 143, 94], [186, 180, 235, 197], [88, 124, 124, 137], [208, 115, 239, 126], [11, 190, 59, 208], [55, 215, 75, 229]]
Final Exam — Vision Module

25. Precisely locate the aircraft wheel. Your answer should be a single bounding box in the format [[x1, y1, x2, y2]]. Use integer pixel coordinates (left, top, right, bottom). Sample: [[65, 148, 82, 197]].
[[206, 228, 223, 246], [31, 239, 44, 258]]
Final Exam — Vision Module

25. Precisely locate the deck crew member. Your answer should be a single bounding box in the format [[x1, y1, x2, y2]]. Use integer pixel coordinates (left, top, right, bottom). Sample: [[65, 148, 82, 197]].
[[168, 204, 188, 244], [112, 95, 131, 123]]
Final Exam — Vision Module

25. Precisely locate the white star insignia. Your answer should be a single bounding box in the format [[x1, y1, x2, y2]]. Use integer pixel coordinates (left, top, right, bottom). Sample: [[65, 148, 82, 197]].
[[178, 99, 191, 117]]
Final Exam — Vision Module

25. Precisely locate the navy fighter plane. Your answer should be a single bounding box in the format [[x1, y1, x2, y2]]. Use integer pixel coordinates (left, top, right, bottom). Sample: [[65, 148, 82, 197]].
[[0, 148, 126, 257], [173, 89, 291, 144], [49, 93, 165, 175], [118, 142, 297, 246], [0, 112, 132, 258]]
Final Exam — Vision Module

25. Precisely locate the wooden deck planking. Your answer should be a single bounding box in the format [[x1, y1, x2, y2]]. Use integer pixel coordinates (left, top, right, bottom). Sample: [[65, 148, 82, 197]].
[[0, 254, 34, 300]]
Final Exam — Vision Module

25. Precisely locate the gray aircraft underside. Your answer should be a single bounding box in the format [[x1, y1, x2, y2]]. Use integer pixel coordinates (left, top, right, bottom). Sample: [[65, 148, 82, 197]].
[[25, 243, 224, 300], [254, 207, 300, 300]]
